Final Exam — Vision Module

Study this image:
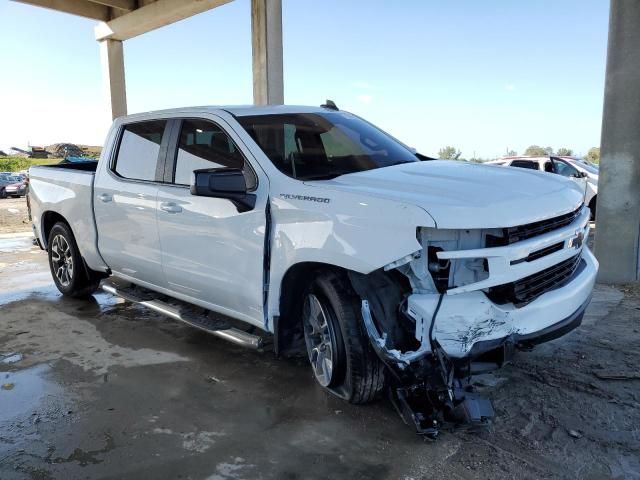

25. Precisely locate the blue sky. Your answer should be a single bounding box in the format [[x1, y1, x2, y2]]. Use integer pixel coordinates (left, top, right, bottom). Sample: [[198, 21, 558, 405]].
[[0, 0, 609, 158]]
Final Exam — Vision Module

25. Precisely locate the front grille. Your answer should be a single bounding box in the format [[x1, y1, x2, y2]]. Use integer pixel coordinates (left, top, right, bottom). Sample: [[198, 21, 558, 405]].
[[510, 241, 564, 265], [487, 254, 584, 307], [486, 206, 583, 247]]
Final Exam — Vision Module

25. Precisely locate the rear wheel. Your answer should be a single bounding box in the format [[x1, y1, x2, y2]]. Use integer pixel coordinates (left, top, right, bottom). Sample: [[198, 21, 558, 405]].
[[302, 270, 385, 404], [48, 222, 101, 297]]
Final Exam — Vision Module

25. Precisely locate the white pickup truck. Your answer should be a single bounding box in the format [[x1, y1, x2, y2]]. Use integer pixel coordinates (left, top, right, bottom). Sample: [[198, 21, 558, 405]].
[[29, 104, 597, 435]]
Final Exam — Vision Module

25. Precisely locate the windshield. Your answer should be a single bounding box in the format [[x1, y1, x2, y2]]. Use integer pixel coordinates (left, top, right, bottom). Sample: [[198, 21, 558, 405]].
[[236, 112, 418, 180]]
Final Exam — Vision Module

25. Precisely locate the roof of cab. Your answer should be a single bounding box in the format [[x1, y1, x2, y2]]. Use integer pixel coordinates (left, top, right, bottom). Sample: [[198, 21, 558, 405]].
[[118, 104, 333, 121]]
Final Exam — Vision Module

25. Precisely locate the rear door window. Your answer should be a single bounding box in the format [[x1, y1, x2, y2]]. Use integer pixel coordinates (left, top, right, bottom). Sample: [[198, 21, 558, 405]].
[[114, 120, 167, 181], [173, 119, 257, 189], [510, 160, 539, 170]]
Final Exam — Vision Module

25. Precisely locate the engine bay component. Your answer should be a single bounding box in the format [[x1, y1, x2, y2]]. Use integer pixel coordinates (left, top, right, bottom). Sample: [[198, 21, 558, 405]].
[[349, 267, 495, 438]]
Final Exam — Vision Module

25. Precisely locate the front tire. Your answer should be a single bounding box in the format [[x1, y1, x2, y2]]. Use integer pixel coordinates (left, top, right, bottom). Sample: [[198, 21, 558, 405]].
[[47, 222, 100, 298], [589, 196, 597, 221], [302, 270, 385, 404], [0, 188, 6, 199]]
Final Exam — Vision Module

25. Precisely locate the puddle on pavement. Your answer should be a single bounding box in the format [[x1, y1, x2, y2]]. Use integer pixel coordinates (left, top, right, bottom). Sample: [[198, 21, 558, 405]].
[[0, 364, 64, 422], [0, 282, 60, 305], [0, 237, 33, 253], [1, 352, 24, 364], [0, 284, 123, 310]]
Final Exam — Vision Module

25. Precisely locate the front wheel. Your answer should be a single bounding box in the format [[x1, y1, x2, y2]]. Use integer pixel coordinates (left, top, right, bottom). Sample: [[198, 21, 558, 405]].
[[0, 188, 6, 199], [589, 196, 597, 221], [48, 222, 101, 297], [302, 270, 385, 404]]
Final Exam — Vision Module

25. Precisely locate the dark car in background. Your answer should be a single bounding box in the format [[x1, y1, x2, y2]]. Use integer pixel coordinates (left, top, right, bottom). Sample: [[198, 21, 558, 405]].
[[0, 173, 28, 198]]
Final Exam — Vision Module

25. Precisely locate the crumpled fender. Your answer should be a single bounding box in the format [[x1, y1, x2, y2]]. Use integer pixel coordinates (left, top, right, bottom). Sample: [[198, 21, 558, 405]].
[[266, 181, 436, 324]]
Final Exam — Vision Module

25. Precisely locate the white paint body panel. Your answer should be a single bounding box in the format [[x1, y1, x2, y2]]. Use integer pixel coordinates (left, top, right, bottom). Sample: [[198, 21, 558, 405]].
[[315, 160, 585, 229], [29, 105, 598, 361], [28, 167, 108, 272], [153, 112, 269, 327], [93, 174, 164, 282]]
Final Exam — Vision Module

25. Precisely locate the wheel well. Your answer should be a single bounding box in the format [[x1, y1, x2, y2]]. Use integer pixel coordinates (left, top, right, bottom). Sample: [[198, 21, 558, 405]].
[[588, 194, 597, 209], [276, 262, 347, 356], [41, 211, 69, 248]]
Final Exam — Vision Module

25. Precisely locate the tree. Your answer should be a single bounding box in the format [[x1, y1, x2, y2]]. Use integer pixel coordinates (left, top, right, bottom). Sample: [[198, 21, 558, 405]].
[[544, 146, 554, 155], [506, 149, 517, 156], [585, 147, 600, 164], [556, 147, 573, 156], [438, 146, 462, 160], [524, 145, 548, 156]]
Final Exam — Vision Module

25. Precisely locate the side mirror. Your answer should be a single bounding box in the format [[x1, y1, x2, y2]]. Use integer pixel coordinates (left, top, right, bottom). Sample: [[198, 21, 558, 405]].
[[190, 167, 256, 212], [572, 171, 588, 179]]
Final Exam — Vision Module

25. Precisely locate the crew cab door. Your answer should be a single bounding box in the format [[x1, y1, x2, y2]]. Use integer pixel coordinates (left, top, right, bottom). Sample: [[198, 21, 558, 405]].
[[551, 158, 587, 190], [94, 119, 170, 284], [155, 117, 268, 327]]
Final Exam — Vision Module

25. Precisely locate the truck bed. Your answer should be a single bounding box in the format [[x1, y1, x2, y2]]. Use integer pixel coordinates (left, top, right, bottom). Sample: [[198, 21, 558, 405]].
[[28, 164, 107, 272], [40, 160, 99, 172]]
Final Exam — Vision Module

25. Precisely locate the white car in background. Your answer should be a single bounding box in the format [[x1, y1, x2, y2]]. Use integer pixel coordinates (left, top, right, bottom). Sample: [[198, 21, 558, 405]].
[[488, 156, 598, 219]]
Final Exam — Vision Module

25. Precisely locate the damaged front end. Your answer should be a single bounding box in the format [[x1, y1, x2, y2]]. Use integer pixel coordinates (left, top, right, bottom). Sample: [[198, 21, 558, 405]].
[[349, 268, 495, 438], [348, 206, 593, 437]]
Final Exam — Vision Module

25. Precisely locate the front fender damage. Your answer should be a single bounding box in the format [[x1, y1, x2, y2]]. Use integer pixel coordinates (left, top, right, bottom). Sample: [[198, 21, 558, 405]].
[[348, 270, 494, 438]]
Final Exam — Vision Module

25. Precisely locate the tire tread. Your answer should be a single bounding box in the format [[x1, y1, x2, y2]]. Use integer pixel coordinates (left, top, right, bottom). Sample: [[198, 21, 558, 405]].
[[314, 270, 385, 404]]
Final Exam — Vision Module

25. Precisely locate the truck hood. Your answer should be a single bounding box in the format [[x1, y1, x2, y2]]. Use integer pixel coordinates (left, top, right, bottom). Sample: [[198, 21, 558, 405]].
[[309, 160, 585, 229]]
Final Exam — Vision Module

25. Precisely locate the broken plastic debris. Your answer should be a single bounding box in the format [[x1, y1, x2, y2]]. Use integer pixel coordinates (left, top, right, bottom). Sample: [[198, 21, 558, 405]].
[[2, 383, 15, 390]]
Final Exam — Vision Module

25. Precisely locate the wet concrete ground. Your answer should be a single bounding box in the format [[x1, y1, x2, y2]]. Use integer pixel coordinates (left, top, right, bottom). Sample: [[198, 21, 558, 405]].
[[0, 233, 639, 479]]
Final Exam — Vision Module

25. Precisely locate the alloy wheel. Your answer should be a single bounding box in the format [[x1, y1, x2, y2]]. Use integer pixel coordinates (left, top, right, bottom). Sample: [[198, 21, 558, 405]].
[[303, 294, 337, 387], [50, 234, 74, 287]]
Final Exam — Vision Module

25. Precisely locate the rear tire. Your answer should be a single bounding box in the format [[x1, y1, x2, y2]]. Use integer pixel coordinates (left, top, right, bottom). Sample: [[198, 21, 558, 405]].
[[302, 270, 385, 404], [47, 222, 101, 298]]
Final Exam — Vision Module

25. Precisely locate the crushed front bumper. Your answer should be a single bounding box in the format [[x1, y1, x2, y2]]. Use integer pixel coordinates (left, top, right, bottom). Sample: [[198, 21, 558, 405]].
[[407, 246, 598, 360]]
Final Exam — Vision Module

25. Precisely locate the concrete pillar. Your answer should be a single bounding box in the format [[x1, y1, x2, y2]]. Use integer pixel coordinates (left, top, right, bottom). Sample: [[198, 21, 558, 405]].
[[99, 39, 128, 120], [594, 0, 640, 283], [251, 0, 284, 105]]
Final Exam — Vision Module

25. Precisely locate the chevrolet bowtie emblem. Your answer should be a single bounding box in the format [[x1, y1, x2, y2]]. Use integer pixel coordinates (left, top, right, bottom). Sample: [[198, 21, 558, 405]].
[[569, 230, 584, 249]]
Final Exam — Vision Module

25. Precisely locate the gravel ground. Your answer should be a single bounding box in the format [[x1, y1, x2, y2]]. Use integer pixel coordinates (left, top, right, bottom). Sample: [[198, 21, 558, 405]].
[[0, 197, 31, 234], [0, 227, 638, 479]]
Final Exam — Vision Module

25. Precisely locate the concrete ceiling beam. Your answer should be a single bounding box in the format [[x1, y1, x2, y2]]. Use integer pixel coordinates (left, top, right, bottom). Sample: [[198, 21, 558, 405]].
[[94, 0, 233, 41], [14, 0, 109, 21]]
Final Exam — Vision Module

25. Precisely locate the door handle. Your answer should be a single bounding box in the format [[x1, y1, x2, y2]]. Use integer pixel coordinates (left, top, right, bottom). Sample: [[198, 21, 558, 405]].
[[160, 202, 182, 213], [98, 193, 112, 203]]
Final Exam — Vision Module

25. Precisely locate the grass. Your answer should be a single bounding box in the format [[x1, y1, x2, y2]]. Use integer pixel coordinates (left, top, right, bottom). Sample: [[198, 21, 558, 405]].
[[0, 157, 62, 172]]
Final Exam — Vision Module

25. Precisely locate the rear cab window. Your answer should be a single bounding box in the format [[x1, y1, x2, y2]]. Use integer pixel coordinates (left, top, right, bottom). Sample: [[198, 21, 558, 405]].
[[510, 160, 539, 170], [114, 120, 167, 181]]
